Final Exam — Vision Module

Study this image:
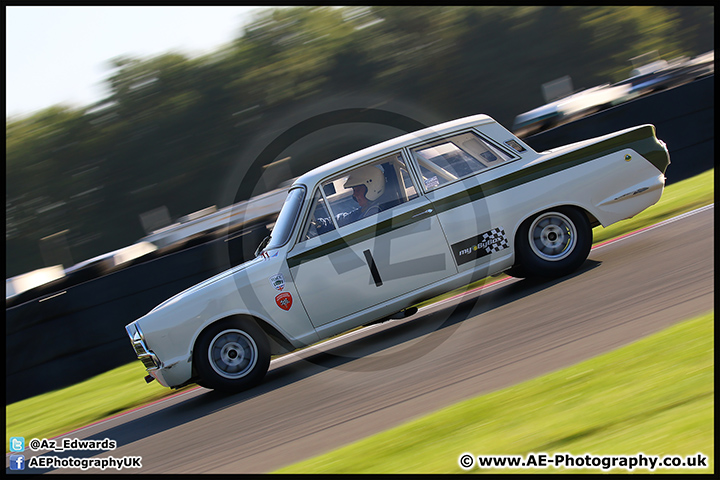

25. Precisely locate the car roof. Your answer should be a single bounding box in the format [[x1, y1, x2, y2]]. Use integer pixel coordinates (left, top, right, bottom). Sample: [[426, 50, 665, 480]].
[[293, 113, 494, 188]]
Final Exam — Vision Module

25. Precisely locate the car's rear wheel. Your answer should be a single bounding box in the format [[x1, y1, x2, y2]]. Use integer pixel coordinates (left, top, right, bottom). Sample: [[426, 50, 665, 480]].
[[194, 317, 270, 392], [512, 207, 592, 279]]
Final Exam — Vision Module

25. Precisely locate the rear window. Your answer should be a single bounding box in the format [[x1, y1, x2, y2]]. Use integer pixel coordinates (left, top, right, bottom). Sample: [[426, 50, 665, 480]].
[[410, 131, 514, 191]]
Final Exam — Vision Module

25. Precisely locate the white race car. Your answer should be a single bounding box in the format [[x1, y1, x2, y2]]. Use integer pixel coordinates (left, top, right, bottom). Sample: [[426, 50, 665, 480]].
[[126, 113, 669, 392]]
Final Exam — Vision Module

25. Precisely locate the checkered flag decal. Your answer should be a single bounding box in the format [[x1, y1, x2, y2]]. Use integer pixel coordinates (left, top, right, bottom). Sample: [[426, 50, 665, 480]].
[[452, 226, 510, 266], [482, 227, 509, 253]]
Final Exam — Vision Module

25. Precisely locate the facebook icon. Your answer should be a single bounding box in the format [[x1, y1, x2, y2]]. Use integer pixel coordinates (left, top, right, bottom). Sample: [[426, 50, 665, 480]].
[[9, 454, 25, 471]]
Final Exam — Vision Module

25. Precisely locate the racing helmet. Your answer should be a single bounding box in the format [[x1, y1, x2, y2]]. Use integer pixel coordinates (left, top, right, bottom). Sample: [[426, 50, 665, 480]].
[[344, 165, 386, 201]]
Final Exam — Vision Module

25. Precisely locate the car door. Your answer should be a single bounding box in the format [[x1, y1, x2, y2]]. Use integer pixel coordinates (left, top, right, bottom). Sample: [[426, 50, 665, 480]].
[[407, 129, 520, 273], [287, 151, 457, 329]]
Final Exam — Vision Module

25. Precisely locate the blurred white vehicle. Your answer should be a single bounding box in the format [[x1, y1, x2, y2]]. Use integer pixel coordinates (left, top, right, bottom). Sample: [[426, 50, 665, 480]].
[[512, 83, 631, 137], [126, 113, 669, 393]]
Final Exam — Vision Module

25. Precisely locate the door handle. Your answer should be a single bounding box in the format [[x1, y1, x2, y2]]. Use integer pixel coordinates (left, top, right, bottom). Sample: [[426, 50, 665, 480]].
[[363, 250, 383, 287], [412, 208, 433, 218]]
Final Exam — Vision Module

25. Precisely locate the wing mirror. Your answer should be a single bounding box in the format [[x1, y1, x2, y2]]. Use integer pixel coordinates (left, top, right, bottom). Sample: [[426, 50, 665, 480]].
[[255, 235, 271, 257]]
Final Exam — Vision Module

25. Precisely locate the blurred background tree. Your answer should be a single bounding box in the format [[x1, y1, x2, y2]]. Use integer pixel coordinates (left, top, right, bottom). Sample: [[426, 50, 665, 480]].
[[5, 6, 714, 277]]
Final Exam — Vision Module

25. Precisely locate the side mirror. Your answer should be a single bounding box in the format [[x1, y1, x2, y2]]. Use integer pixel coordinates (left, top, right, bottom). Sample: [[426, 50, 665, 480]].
[[255, 236, 271, 257]]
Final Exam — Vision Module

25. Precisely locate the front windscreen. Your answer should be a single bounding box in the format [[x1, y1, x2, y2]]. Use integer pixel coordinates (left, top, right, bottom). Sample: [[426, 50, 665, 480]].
[[264, 186, 306, 251]]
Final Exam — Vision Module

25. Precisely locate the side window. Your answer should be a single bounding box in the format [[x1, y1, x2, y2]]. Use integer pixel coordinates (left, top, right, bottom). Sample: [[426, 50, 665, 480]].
[[321, 152, 420, 229], [410, 131, 514, 191], [301, 189, 335, 241]]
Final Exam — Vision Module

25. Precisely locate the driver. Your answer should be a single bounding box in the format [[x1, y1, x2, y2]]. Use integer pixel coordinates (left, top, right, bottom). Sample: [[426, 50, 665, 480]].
[[314, 165, 386, 233]]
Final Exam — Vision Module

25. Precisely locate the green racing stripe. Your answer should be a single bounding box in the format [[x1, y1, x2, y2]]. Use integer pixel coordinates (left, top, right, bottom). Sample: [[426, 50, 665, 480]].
[[287, 125, 669, 268]]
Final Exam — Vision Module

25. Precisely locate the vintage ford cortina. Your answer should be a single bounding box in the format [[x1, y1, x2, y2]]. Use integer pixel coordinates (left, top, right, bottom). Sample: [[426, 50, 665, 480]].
[[126, 113, 669, 392]]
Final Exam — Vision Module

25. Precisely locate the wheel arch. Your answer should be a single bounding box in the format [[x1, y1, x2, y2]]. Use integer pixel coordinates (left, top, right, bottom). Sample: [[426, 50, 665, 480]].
[[189, 313, 295, 380], [511, 202, 598, 243], [507, 202, 596, 277]]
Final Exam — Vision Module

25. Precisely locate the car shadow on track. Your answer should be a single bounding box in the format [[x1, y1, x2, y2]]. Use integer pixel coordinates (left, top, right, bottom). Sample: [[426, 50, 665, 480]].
[[275, 259, 604, 374], [27, 260, 602, 473]]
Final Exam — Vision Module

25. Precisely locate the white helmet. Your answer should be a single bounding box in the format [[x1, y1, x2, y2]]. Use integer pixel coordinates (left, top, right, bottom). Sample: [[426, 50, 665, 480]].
[[344, 165, 386, 201]]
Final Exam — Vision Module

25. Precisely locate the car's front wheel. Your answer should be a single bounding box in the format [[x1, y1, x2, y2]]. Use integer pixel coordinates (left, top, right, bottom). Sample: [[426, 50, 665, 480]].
[[193, 317, 270, 392], [512, 207, 592, 279]]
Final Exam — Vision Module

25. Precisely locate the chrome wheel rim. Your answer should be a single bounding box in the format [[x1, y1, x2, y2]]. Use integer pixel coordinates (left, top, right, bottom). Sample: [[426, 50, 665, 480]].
[[208, 329, 258, 379], [528, 212, 577, 261]]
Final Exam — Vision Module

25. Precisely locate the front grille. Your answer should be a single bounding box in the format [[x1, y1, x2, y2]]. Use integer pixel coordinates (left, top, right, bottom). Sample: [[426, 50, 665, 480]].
[[139, 355, 158, 370], [132, 342, 147, 358]]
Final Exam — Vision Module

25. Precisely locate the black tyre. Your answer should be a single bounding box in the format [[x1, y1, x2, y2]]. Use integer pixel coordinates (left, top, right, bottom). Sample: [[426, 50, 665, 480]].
[[193, 317, 270, 392], [512, 207, 592, 279]]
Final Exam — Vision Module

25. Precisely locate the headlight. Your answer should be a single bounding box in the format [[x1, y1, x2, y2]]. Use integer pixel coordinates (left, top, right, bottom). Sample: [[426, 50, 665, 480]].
[[126, 323, 141, 343]]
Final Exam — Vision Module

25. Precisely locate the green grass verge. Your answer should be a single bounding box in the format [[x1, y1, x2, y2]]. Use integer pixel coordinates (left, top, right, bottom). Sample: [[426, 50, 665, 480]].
[[276, 311, 714, 474], [5, 362, 194, 452], [5, 168, 713, 453]]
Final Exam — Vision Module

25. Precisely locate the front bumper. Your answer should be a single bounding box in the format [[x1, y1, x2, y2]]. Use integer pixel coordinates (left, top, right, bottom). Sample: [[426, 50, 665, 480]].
[[125, 323, 162, 372]]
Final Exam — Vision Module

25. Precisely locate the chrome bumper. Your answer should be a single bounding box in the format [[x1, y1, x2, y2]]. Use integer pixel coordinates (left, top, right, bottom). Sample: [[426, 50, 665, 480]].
[[125, 323, 161, 371]]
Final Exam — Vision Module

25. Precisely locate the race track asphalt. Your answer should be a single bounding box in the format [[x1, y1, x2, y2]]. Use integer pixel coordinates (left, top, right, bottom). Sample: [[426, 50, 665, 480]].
[[16, 206, 714, 474]]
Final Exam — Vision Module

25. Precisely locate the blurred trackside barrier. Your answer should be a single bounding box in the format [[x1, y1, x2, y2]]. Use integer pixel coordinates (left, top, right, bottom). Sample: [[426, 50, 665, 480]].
[[6, 223, 268, 404], [523, 75, 713, 185]]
